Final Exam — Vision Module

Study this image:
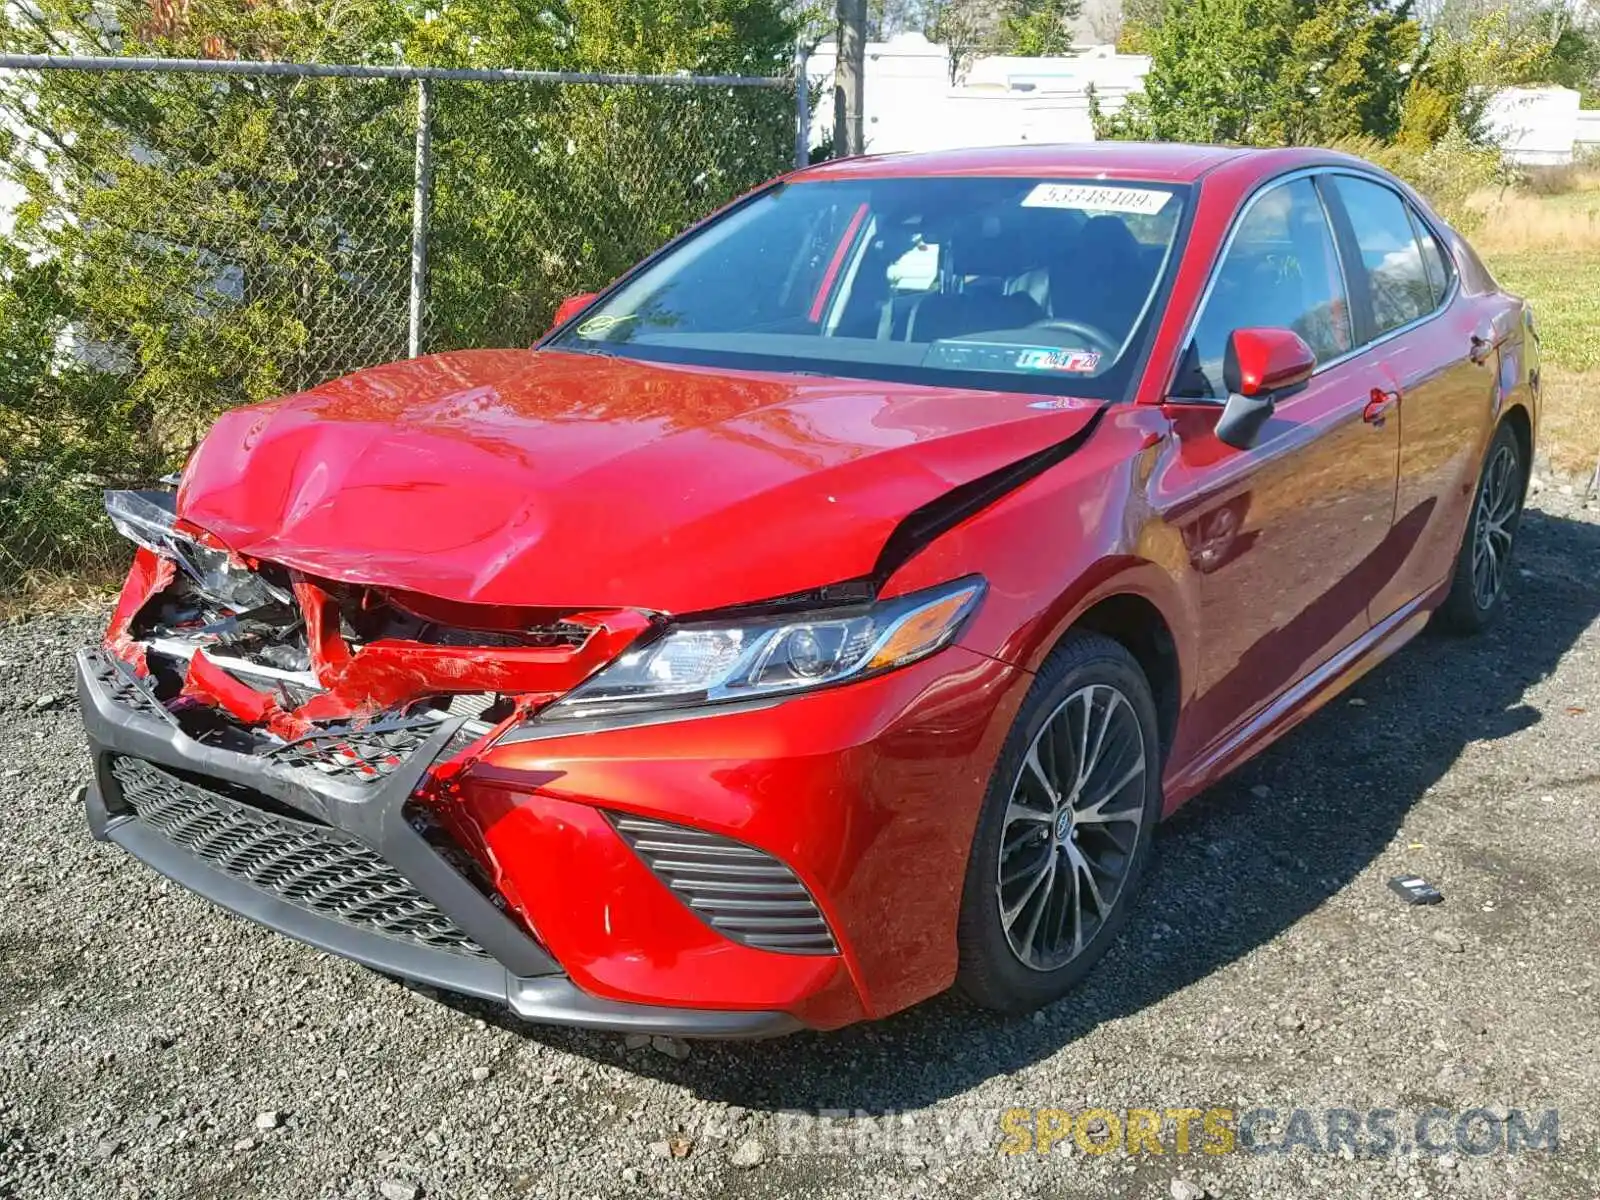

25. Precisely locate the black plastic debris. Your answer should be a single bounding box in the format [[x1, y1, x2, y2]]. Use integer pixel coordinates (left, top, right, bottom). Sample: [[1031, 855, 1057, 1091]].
[[1388, 875, 1444, 905]]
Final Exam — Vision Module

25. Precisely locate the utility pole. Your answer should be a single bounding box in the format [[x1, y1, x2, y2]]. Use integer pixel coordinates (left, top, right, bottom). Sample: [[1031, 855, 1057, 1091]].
[[833, 0, 866, 157]]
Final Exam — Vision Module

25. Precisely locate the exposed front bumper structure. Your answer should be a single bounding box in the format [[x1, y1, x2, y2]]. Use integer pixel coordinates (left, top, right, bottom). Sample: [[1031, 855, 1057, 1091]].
[[77, 648, 798, 1037]]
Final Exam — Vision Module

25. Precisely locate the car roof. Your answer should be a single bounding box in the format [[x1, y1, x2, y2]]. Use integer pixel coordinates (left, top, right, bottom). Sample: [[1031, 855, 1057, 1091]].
[[795, 142, 1329, 185]]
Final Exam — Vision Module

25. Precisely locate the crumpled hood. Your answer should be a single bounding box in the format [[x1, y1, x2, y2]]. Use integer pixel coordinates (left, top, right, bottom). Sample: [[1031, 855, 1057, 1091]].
[[178, 348, 1102, 613]]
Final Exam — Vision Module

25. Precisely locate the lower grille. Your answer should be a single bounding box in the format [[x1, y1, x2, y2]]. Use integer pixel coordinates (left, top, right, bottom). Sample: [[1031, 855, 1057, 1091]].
[[109, 756, 489, 959], [610, 813, 837, 955]]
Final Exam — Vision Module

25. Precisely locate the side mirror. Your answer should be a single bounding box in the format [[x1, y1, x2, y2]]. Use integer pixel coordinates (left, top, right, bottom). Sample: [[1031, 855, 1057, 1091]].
[[548, 292, 599, 334], [1215, 327, 1317, 450]]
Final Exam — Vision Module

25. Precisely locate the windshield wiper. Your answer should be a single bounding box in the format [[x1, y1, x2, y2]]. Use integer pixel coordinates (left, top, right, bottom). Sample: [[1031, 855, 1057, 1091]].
[[554, 342, 620, 358]]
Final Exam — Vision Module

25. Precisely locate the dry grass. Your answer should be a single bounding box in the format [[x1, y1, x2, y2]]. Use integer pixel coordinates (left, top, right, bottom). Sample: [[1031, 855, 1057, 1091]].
[[1470, 194, 1600, 255], [1538, 369, 1600, 480], [1469, 168, 1600, 257], [1518, 162, 1600, 195], [0, 568, 119, 621]]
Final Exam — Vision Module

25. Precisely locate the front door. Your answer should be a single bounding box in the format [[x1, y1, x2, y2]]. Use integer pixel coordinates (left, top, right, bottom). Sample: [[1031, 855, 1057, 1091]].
[[1151, 173, 1402, 765]]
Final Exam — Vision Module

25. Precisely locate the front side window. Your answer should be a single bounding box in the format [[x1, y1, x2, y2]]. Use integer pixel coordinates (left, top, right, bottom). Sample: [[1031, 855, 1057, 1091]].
[[1174, 177, 1352, 399], [1331, 175, 1438, 336], [551, 176, 1190, 399]]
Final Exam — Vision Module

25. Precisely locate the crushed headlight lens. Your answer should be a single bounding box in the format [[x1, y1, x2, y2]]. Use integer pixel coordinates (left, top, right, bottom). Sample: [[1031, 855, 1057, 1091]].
[[541, 577, 984, 721], [104, 489, 290, 612], [104, 489, 185, 555]]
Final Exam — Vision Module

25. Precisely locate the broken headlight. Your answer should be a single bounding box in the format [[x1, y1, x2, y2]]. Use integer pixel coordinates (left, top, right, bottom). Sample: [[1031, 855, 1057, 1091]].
[[541, 577, 984, 721], [105, 489, 290, 613]]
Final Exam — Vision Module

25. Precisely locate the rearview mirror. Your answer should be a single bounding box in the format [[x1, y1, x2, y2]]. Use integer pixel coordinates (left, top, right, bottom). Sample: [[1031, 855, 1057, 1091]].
[[1215, 327, 1316, 450], [548, 292, 599, 334]]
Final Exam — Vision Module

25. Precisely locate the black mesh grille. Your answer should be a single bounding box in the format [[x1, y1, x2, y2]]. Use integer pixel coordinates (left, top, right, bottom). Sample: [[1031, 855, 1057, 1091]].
[[610, 814, 837, 955], [265, 720, 446, 784], [421, 622, 591, 649], [109, 756, 489, 958]]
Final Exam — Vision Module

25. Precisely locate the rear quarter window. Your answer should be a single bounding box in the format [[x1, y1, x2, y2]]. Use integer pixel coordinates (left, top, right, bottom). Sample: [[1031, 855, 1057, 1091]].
[[1411, 211, 1454, 308]]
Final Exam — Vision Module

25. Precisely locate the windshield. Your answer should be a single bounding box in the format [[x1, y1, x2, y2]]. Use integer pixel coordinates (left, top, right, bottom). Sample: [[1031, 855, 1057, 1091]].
[[549, 176, 1190, 400]]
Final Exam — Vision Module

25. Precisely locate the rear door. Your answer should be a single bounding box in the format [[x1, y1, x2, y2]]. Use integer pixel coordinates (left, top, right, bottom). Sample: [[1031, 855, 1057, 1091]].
[[1321, 173, 1505, 621], [1155, 173, 1402, 761]]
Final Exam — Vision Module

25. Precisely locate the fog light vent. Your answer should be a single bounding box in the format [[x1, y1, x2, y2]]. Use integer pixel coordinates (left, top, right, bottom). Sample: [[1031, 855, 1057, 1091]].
[[609, 813, 837, 955]]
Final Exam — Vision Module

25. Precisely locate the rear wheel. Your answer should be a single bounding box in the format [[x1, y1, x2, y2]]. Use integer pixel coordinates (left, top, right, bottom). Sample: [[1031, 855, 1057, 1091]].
[[1437, 422, 1526, 634], [955, 631, 1162, 1014]]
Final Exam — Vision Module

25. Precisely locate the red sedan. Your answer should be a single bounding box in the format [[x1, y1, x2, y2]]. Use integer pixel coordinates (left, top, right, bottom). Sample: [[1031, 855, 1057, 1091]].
[[80, 143, 1537, 1035]]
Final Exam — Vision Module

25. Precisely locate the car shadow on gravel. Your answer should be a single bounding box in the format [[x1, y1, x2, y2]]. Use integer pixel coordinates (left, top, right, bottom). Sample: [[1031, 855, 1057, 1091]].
[[451, 504, 1600, 1110]]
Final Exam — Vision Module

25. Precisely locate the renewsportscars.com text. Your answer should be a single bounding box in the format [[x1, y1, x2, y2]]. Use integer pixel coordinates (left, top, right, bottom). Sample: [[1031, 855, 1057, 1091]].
[[770, 1106, 1559, 1160]]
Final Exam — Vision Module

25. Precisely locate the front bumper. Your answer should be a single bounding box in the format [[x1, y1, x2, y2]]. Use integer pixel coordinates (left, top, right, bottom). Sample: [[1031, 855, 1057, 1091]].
[[77, 648, 797, 1037]]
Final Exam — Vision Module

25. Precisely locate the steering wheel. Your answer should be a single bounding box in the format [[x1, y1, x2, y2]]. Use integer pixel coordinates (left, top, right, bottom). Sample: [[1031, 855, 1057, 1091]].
[[1031, 319, 1120, 358]]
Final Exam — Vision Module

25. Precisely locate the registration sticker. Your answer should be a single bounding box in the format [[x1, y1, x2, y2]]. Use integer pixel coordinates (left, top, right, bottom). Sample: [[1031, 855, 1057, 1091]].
[[1016, 348, 1101, 373], [1022, 183, 1171, 215]]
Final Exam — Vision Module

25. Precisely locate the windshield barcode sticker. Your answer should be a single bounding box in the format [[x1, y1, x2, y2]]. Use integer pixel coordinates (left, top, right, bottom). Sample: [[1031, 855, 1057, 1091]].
[[1022, 184, 1171, 214]]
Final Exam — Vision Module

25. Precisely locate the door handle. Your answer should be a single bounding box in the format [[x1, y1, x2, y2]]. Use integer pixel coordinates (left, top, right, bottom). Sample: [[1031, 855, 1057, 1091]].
[[1363, 387, 1399, 426], [1470, 329, 1496, 365]]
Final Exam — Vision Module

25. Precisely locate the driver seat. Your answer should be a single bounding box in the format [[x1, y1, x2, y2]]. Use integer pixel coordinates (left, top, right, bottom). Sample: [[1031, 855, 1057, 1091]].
[[1048, 216, 1150, 337]]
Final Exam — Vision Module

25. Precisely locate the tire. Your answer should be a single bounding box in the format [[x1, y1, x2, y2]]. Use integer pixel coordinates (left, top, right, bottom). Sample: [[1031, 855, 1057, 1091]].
[[955, 631, 1162, 1014], [1436, 421, 1526, 634]]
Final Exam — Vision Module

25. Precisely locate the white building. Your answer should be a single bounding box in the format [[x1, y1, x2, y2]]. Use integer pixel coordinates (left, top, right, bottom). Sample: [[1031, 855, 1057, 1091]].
[[1577, 109, 1600, 158], [1483, 86, 1586, 166], [805, 33, 1150, 154]]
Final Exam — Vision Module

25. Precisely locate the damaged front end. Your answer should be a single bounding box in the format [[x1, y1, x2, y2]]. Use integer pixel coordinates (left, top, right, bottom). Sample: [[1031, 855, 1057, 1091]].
[[78, 488, 791, 1035], [101, 488, 650, 741]]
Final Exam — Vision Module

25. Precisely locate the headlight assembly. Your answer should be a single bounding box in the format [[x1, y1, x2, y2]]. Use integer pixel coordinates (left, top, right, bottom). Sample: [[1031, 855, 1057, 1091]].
[[104, 489, 290, 612], [540, 577, 985, 722]]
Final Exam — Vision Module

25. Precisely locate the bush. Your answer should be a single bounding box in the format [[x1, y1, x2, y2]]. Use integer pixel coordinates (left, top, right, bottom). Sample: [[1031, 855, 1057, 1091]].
[[1519, 163, 1591, 195]]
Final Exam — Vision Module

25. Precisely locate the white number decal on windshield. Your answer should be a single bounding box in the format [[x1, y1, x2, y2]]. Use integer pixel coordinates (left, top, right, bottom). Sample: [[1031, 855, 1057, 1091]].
[[1022, 184, 1170, 215]]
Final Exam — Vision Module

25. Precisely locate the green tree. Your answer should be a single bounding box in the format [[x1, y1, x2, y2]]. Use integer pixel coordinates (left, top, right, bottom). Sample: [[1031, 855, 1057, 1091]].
[[1272, 0, 1418, 144], [1096, 0, 1290, 143], [1000, 0, 1082, 56], [1098, 0, 1424, 146], [928, 0, 1081, 81], [927, 0, 999, 79], [406, 0, 799, 350]]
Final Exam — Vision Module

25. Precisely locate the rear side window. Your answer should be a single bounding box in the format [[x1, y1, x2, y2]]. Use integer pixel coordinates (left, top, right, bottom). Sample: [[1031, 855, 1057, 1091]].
[[1174, 177, 1352, 399], [1330, 176, 1437, 336]]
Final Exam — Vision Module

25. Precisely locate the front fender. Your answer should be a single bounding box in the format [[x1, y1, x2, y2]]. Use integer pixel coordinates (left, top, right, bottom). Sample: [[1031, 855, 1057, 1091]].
[[880, 404, 1198, 701]]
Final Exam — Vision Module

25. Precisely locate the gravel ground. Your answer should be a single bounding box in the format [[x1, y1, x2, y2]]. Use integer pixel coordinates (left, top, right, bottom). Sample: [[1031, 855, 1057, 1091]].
[[3, 486, 1599, 1200]]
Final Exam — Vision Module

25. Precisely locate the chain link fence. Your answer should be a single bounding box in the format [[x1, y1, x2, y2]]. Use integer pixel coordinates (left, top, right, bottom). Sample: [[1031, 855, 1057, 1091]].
[[0, 55, 806, 595]]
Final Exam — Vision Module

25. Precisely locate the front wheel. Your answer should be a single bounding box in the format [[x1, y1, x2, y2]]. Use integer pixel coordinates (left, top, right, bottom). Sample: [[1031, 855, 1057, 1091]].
[[955, 632, 1162, 1014], [1437, 422, 1526, 634]]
